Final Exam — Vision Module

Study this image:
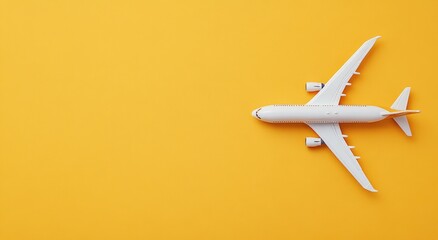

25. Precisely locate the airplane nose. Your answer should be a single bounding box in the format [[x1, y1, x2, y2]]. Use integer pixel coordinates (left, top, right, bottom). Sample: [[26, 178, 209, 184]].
[[252, 108, 261, 119]]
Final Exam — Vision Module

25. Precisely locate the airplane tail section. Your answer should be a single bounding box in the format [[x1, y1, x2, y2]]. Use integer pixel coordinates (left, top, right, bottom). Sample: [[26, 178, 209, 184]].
[[391, 87, 411, 110], [382, 87, 420, 136], [393, 116, 412, 136]]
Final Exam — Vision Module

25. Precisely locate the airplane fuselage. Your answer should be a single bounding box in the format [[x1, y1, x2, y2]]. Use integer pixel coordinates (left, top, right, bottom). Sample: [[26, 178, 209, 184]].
[[252, 105, 390, 123]]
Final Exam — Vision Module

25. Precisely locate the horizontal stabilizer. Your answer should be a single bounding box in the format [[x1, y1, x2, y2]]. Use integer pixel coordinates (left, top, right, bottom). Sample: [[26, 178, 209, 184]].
[[388, 87, 419, 136], [393, 116, 412, 136], [391, 87, 410, 110]]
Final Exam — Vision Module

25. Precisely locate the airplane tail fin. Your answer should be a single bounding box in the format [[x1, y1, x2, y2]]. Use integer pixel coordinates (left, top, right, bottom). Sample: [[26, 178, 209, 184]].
[[382, 87, 420, 136]]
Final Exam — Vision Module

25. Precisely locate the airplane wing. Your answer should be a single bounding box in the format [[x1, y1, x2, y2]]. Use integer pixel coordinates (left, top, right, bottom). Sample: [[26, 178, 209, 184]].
[[307, 36, 380, 105], [307, 123, 377, 192]]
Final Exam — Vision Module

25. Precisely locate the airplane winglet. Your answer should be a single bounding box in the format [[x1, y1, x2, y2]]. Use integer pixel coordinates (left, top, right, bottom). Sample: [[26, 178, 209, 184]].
[[364, 183, 378, 192]]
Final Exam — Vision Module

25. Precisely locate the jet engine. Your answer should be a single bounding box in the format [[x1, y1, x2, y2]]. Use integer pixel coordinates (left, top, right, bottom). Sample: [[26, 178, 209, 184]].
[[305, 82, 325, 92], [305, 137, 324, 147]]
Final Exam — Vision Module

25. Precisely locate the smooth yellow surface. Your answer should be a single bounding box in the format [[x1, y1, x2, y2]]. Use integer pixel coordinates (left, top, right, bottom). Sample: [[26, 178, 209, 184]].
[[0, 0, 437, 239]]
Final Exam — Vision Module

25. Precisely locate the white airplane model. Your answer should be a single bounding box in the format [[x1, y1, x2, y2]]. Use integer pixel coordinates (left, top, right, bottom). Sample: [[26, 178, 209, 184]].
[[251, 36, 420, 192]]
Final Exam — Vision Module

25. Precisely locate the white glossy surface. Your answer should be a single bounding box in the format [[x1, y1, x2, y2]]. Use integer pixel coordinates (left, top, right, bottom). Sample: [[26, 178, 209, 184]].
[[305, 82, 324, 92], [251, 36, 420, 192], [305, 137, 323, 147], [307, 123, 378, 192], [253, 105, 388, 123], [307, 36, 381, 105]]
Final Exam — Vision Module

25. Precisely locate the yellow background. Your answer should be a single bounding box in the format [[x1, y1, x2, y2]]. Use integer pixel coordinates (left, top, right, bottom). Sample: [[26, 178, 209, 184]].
[[0, 0, 437, 239]]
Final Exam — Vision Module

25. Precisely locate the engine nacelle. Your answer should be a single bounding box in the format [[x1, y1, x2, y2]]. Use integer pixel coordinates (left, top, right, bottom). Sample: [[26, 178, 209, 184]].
[[305, 137, 324, 147], [305, 82, 325, 92]]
